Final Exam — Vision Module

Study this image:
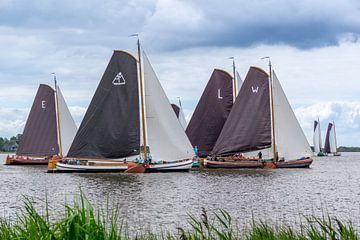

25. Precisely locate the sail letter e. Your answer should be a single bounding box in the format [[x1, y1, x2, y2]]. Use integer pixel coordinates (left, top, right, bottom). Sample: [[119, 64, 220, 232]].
[[41, 100, 46, 109], [112, 72, 126, 85]]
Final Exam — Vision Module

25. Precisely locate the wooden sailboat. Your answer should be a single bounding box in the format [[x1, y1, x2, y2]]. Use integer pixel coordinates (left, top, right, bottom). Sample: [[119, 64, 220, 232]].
[[313, 119, 326, 156], [207, 62, 313, 169], [49, 42, 194, 173], [5, 81, 77, 165], [186, 69, 234, 157], [324, 121, 341, 156]]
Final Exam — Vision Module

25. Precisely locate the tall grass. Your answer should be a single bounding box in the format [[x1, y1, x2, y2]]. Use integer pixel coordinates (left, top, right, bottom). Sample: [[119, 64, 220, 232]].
[[0, 192, 358, 239]]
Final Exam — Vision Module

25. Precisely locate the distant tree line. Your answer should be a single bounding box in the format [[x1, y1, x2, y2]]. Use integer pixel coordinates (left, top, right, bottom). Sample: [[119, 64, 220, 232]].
[[338, 146, 360, 152], [0, 134, 22, 152]]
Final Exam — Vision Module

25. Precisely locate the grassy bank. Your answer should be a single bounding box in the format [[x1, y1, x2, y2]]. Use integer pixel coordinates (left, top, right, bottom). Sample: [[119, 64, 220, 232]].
[[0, 193, 358, 240]]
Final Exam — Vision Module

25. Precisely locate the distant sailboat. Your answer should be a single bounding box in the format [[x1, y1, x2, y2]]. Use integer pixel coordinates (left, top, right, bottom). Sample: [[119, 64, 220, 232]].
[[324, 121, 341, 156], [208, 64, 313, 168], [50, 43, 194, 173], [186, 69, 234, 157], [313, 119, 325, 156], [5, 82, 77, 165], [171, 99, 187, 129]]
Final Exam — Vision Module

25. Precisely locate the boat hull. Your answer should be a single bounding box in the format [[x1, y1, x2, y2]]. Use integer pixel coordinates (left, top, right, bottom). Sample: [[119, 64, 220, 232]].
[[49, 158, 193, 173], [5, 155, 49, 165], [206, 160, 263, 168], [145, 159, 193, 172], [275, 158, 313, 168]]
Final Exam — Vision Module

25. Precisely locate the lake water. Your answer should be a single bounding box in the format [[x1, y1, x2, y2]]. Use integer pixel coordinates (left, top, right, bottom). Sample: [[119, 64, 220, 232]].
[[1, 153, 360, 231]]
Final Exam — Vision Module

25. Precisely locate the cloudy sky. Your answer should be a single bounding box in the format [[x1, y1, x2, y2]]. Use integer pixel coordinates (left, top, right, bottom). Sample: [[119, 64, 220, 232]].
[[0, 0, 359, 146]]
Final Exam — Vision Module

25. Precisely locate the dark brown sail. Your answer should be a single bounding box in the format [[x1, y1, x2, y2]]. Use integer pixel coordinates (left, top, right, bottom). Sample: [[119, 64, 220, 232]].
[[171, 104, 180, 118], [324, 122, 333, 153], [211, 67, 271, 156], [17, 84, 58, 156], [186, 69, 233, 157], [67, 51, 140, 159]]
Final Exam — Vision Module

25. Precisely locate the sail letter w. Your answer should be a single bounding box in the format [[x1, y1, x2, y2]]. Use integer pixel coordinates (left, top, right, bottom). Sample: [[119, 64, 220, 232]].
[[251, 86, 259, 93]]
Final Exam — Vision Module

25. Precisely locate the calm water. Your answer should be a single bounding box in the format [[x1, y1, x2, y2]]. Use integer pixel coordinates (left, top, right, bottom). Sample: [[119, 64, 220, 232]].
[[1, 153, 360, 231]]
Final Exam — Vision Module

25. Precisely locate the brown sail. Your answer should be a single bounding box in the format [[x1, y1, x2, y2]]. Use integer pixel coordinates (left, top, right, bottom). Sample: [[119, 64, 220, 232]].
[[211, 67, 271, 156], [16, 84, 58, 156], [186, 69, 233, 157]]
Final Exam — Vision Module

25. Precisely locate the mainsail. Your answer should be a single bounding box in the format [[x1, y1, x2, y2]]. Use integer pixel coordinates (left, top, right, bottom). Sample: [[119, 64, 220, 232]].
[[324, 122, 337, 153], [211, 67, 271, 156], [56, 86, 78, 156], [171, 104, 187, 129], [313, 120, 322, 153], [17, 84, 59, 156], [272, 70, 312, 160], [67, 51, 140, 159], [142, 51, 193, 161], [186, 69, 233, 156]]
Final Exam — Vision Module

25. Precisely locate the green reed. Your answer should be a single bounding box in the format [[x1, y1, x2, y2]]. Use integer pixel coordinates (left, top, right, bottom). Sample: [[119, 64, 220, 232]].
[[0, 192, 358, 240]]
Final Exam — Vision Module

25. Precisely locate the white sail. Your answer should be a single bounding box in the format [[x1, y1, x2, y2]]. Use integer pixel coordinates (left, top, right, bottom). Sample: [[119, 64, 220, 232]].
[[329, 124, 337, 153], [272, 70, 313, 160], [142, 51, 194, 162], [313, 121, 321, 153], [56, 86, 78, 156], [236, 71, 243, 93], [178, 104, 187, 129]]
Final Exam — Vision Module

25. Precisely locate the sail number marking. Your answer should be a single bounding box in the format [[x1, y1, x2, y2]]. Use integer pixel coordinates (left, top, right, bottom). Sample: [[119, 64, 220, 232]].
[[112, 72, 126, 85]]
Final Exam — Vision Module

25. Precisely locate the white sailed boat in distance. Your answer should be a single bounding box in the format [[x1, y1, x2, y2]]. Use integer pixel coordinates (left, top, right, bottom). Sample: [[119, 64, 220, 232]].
[[313, 119, 326, 156], [171, 99, 187, 129], [208, 60, 313, 169], [324, 121, 341, 156], [6, 81, 77, 165], [49, 41, 194, 173]]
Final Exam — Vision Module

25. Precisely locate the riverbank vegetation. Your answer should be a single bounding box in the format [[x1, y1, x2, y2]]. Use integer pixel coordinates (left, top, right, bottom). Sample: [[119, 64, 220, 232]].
[[0, 192, 358, 239]]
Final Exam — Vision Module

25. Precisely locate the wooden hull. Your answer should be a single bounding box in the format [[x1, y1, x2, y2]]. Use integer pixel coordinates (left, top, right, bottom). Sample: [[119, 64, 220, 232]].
[[275, 158, 313, 168], [49, 158, 193, 173], [206, 160, 263, 168], [5, 155, 49, 165]]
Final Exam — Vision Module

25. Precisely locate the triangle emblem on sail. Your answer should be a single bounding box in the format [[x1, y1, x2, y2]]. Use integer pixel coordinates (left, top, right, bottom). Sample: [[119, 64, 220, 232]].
[[112, 72, 126, 85]]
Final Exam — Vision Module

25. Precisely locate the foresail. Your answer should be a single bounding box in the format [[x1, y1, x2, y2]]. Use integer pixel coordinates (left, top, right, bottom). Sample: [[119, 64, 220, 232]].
[[56, 86, 78, 156], [142, 51, 193, 161], [211, 67, 271, 156], [272, 71, 313, 160], [17, 84, 59, 156], [329, 124, 337, 153], [236, 71, 243, 93], [186, 69, 233, 156], [67, 51, 140, 159]]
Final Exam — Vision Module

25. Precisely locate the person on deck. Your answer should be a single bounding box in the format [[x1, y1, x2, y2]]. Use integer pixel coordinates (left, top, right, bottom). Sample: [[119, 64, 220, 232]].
[[258, 151, 262, 159], [194, 146, 199, 157]]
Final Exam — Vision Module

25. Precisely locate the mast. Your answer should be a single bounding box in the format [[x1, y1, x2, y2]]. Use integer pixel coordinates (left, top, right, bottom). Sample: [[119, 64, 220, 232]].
[[318, 117, 322, 152], [136, 37, 148, 161], [53, 73, 63, 157], [263, 57, 277, 162], [229, 57, 237, 102]]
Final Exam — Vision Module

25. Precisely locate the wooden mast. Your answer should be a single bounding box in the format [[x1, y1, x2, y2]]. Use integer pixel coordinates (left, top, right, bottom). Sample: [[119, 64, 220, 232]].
[[53, 73, 63, 157], [230, 57, 237, 102], [137, 38, 148, 161], [267, 58, 277, 162]]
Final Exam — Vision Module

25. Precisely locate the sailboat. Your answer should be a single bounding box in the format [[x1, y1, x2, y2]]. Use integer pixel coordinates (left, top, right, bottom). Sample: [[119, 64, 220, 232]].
[[5, 82, 77, 165], [49, 43, 194, 173], [171, 99, 187, 129], [313, 119, 326, 156], [208, 63, 313, 169], [324, 121, 341, 156]]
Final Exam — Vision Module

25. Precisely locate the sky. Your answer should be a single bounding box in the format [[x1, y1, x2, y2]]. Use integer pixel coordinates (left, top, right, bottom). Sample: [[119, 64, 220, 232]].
[[0, 0, 359, 146]]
